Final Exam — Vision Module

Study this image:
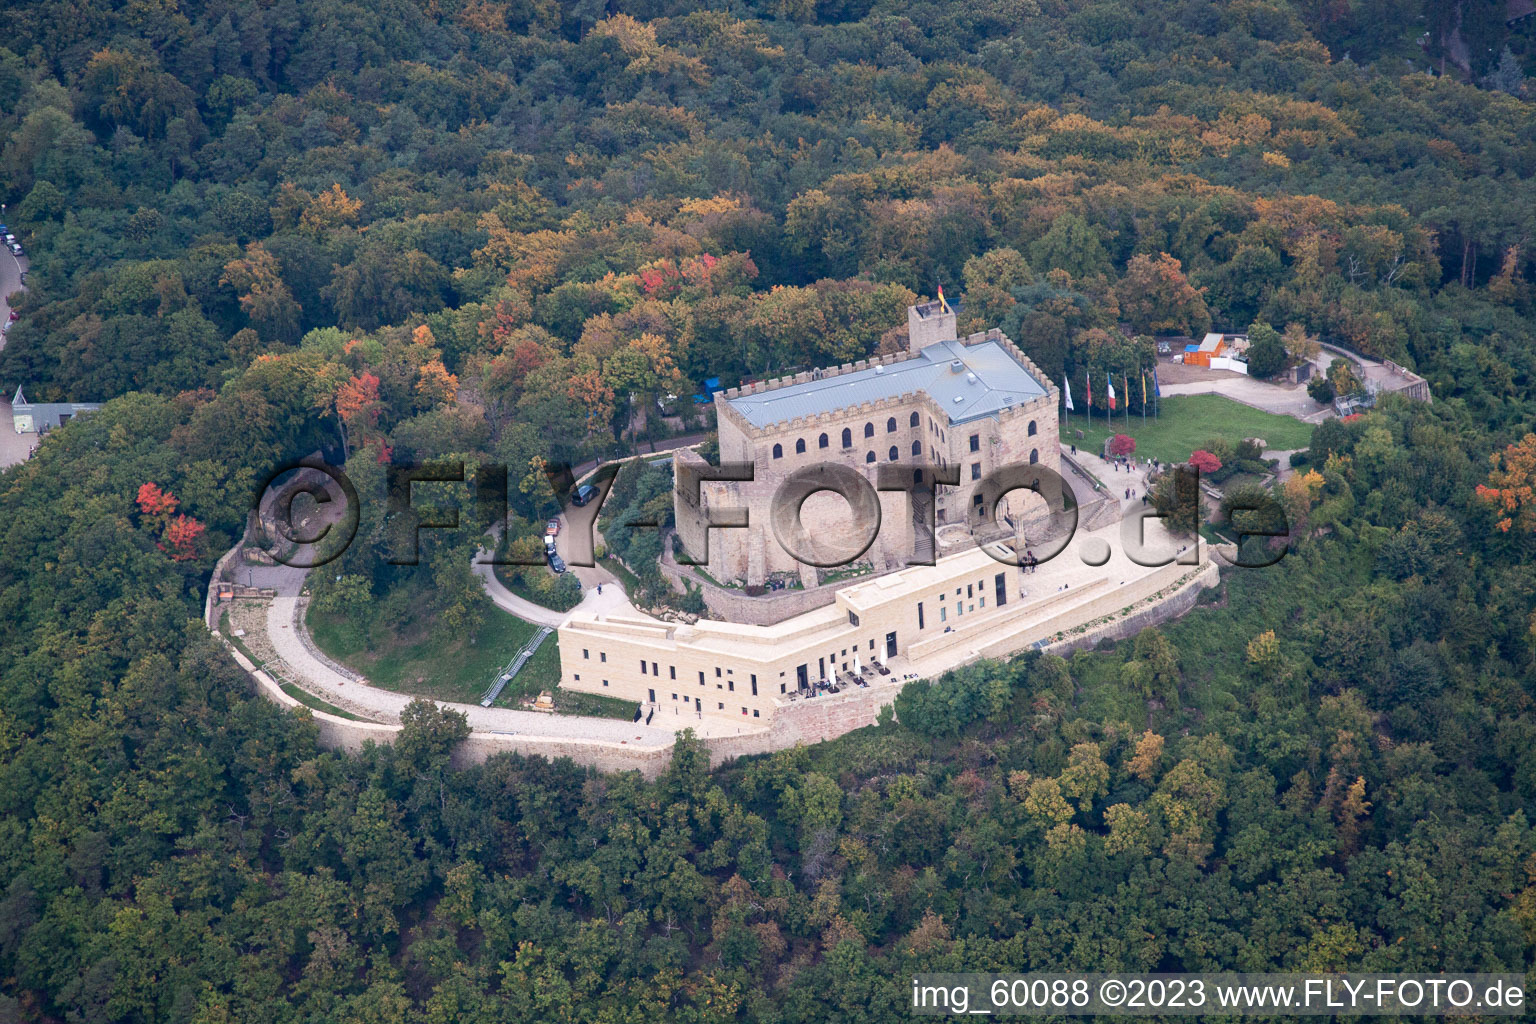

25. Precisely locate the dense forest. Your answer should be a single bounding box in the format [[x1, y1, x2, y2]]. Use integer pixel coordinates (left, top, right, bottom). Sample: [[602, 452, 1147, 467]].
[[3, 0, 1536, 1019]]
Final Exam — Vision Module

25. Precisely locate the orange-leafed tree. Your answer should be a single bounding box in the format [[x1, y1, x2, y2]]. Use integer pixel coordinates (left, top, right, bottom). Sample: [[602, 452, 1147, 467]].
[[1115, 252, 1211, 337], [1476, 433, 1536, 534], [333, 372, 382, 458], [416, 358, 459, 406]]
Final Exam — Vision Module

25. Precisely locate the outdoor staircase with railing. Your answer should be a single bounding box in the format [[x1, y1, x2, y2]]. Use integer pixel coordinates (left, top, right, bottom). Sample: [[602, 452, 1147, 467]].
[[481, 626, 554, 706]]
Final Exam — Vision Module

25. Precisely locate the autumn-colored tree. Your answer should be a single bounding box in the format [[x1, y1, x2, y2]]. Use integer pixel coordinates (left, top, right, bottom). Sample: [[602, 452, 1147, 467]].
[[300, 183, 362, 232], [136, 481, 179, 520], [162, 514, 206, 561], [221, 242, 302, 343], [1282, 321, 1320, 363], [416, 359, 459, 406], [1188, 449, 1222, 474], [1126, 731, 1165, 782], [1476, 433, 1536, 534], [1115, 253, 1211, 337], [333, 372, 382, 458], [1107, 433, 1136, 457]]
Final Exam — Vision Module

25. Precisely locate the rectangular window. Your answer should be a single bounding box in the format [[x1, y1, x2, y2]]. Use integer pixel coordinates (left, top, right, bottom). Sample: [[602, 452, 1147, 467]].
[[728, 680, 734, 691], [715, 666, 722, 677], [741, 707, 748, 715], [979, 596, 985, 608], [717, 702, 724, 710], [751, 676, 758, 695], [652, 662, 659, 675], [971, 462, 981, 480], [672, 693, 678, 700], [918, 601, 924, 629], [780, 683, 786, 693], [941, 606, 947, 622], [640, 659, 646, 673], [753, 710, 760, 718], [648, 688, 655, 702], [600, 652, 606, 663], [670, 666, 676, 679], [699, 671, 705, 685], [969, 433, 980, 452], [602, 680, 609, 687], [967, 584, 973, 598], [995, 572, 1007, 606], [574, 674, 580, 681], [583, 649, 589, 659], [848, 611, 860, 627]]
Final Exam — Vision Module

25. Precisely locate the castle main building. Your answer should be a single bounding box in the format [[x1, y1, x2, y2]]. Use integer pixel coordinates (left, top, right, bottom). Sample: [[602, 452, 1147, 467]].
[[678, 302, 1061, 586]]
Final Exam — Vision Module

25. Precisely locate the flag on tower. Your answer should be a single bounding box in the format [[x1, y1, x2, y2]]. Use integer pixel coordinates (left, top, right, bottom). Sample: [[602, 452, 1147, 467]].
[[937, 284, 951, 314], [1063, 376, 1074, 412], [1107, 376, 1117, 411]]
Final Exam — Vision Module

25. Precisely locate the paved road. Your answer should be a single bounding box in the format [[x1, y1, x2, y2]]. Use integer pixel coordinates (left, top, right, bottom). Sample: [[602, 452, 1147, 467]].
[[0, 247, 32, 469]]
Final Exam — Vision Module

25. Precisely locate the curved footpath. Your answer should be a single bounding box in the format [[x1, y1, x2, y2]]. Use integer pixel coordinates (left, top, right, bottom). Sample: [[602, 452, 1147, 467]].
[[256, 562, 674, 742]]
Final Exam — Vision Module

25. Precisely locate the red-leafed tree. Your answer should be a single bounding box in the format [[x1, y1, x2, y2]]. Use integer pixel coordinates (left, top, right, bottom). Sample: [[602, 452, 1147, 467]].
[[162, 514, 206, 561], [1108, 433, 1137, 457], [136, 482, 179, 519], [1188, 449, 1222, 474]]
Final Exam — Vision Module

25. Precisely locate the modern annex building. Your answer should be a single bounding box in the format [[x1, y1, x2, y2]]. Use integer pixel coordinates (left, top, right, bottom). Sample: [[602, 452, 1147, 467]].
[[556, 303, 1218, 733]]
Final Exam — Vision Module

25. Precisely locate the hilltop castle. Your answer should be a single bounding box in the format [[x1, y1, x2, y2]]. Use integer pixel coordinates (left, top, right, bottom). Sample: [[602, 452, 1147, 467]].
[[675, 302, 1061, 588]]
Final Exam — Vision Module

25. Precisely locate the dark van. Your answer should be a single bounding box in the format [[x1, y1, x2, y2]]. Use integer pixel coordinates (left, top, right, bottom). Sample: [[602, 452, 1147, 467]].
[[570, 483, 600, 506]]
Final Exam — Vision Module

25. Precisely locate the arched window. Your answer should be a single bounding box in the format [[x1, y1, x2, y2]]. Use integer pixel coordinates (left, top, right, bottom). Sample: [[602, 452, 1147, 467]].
[[909, 411, 920, 428], [1028, 420, 1037, 436], [888, 445, 899, 461], [913, 468, 923, 484], [863, 422, 874, 438], [911, 441, 922, 456], [772, 443, 783, 459], [1029, 449, 1039, 464], [886, 417, 897, 433], [795, 438, 806, 454], [865, 451, 876, 464], [819, 432, 829, 449], [841, 427, 852, 448]]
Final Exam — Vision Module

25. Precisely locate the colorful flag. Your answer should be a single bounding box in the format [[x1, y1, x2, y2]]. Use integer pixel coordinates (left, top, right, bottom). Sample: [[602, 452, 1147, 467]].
[[937, 285, 951, 314], [1141, 371, 1147, 407], [1063, 376, 1074, 412], [1086, 370, 1092, 411], [1152, 367, 1162, 397], [1107, 376, 1117, 411]]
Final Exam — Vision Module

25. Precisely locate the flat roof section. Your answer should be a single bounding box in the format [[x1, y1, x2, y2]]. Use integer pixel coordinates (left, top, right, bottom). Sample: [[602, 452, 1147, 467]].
[[726, 339, 1048, 430]]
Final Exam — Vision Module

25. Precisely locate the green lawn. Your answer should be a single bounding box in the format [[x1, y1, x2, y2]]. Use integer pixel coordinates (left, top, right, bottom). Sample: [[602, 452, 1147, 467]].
[[1061, 394, 1313, 465], [309, 603, 564, 707], [308, 602, 637, 719]]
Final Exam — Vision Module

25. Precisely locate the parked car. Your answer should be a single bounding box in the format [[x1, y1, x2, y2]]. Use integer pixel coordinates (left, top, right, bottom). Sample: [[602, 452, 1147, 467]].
[[2, 235, 14, 244], [543, 534, 557, 556], [8, 243, 21, 256], [570, 483, 600, 506], [545, 519, 560, 536], [548, 553, 567, 574]]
